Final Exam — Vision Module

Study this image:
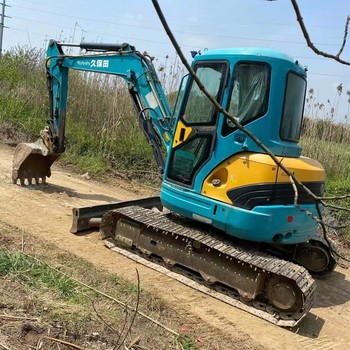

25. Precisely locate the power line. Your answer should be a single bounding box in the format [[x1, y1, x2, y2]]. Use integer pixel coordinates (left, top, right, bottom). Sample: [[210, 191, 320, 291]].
[[308, 72, 350, 78], [8, 4, 347, 47], [4, 3, 350, 81], [12, 0, 350, 31], [10, 24, 349, 68], [6, 27, 350, 81], [8, 15, 347, 64]]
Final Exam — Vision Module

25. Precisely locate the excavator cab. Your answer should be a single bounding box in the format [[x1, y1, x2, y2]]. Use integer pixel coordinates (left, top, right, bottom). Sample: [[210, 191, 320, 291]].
[[159, 49, 325, 246]]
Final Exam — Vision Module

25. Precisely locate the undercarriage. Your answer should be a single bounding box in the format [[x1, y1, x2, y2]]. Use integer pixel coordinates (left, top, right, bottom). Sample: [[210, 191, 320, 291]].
[[71, 196, 338, 327], [100, 205, 315, 327]]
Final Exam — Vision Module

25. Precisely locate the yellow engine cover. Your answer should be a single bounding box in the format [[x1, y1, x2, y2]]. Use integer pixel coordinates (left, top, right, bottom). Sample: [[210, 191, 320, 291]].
[[201, 152, 325, 205]]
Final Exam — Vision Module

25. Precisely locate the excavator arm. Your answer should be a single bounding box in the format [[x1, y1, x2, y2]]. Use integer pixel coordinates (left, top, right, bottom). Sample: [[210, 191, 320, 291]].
[[12, 40, 174, 184]]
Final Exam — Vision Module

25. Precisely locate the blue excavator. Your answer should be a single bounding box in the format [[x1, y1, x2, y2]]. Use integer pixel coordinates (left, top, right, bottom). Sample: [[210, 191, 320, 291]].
[[12, 39, 337, 326]]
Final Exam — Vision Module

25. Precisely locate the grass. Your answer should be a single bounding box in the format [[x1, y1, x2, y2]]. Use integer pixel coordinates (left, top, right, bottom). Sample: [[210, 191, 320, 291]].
[[301, 136, 350, 181], [301, 115, 350, 182], [322, 177, 350, 241], [0, 221, 221, 349], [0, 251, 84, 303]]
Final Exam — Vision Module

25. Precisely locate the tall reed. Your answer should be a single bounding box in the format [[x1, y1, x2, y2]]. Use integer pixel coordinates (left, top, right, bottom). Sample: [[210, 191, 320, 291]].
[[301, 87, 350, 181]]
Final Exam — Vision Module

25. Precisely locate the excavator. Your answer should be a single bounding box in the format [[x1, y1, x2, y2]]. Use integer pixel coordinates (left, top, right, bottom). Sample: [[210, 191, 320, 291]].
[[12, 39, 337, 326]]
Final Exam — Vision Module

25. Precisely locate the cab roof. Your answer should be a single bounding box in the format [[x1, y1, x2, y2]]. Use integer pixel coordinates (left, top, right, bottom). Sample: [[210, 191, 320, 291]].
[[196, 47, 298, 65]]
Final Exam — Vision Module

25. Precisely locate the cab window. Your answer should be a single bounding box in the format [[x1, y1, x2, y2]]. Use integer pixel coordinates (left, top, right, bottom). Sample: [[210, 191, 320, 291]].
[[280, 72, 306, 142], [223, 62, 270, 136]]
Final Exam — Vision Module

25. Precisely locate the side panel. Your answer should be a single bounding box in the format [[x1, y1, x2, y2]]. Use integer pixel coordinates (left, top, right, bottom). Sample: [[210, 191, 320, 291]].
[[161, 181, 319, 244]]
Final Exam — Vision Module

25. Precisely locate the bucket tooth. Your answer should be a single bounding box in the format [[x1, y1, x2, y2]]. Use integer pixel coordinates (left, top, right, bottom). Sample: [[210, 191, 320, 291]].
[[12, 139, 60, 186]]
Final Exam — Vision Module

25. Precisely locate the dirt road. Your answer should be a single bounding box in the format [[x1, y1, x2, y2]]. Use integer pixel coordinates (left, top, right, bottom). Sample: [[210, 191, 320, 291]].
[[1, 144, 350, 350]]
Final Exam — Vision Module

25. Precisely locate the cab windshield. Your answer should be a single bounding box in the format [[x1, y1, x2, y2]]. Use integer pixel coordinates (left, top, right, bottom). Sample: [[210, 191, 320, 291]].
[[182, 62, 227, 125]]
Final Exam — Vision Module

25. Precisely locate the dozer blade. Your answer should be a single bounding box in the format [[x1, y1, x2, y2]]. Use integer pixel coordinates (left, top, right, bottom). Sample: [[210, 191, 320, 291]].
[[12, 139, 60, 186]]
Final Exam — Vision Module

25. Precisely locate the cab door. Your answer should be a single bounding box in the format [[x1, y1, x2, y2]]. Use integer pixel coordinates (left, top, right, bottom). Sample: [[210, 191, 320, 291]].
[[165, 61, 229, 187]]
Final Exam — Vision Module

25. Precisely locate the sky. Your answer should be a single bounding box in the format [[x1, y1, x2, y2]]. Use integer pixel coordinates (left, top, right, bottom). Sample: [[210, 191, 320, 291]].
[[1, 0, 350, 122]]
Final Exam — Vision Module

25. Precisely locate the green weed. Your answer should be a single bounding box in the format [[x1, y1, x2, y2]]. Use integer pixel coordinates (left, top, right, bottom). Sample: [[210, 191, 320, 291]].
[[324, 179, 350, 241], [301, 115, 350, 241], [176, 333, 199, 350], [0, 251, 84, 302], [1, 47, 349, 232]]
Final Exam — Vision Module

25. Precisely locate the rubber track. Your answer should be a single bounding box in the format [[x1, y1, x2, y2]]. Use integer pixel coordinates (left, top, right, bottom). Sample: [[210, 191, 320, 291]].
[[104, 206, 316, 327], [311, 234, 339, 264]]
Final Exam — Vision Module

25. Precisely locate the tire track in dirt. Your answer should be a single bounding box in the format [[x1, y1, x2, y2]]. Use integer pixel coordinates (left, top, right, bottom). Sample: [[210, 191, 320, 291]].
[[1, 144, 350, 350]]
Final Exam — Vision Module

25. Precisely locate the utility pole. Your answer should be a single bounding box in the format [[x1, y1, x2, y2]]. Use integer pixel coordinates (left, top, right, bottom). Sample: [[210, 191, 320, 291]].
[[0, 0, 10, 57]]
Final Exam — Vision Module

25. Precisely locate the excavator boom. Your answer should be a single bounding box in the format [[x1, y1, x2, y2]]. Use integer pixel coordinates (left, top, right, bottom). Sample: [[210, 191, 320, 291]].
[[12, 40, 174, 184]]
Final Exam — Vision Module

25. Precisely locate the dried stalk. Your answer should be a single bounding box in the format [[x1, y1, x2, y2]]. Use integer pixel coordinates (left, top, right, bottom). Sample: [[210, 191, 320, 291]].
[[115, 305, 129, 347], [92, 300, 121, 335], [42, 336, 90, 350], [0, 343, 12, 350], [0, 314, 39, 321]]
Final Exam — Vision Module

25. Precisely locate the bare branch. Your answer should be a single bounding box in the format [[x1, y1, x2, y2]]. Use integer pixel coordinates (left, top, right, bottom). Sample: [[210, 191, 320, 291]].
[[321, 201, 350, 213], [0, 342, 12, 350], [294, 203, 346, 229], [316, 205, 350, 263], [151, 0, 313, 201], [128, 336, 142, 349], [0, 314, 39, 321], [151, 0, 322, 205], [315, 204, 336, 253], [337, 15, 350, 57], [289, 175, 299, 206], [320, 194, 350, 201], [114, 269, 141, 350], [92, 301, 121, 336], [290, 0, 350, 65]]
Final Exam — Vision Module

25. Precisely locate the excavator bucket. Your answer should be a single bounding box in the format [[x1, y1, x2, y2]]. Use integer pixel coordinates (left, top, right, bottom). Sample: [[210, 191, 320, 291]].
[[12, 139, 60, 186]]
